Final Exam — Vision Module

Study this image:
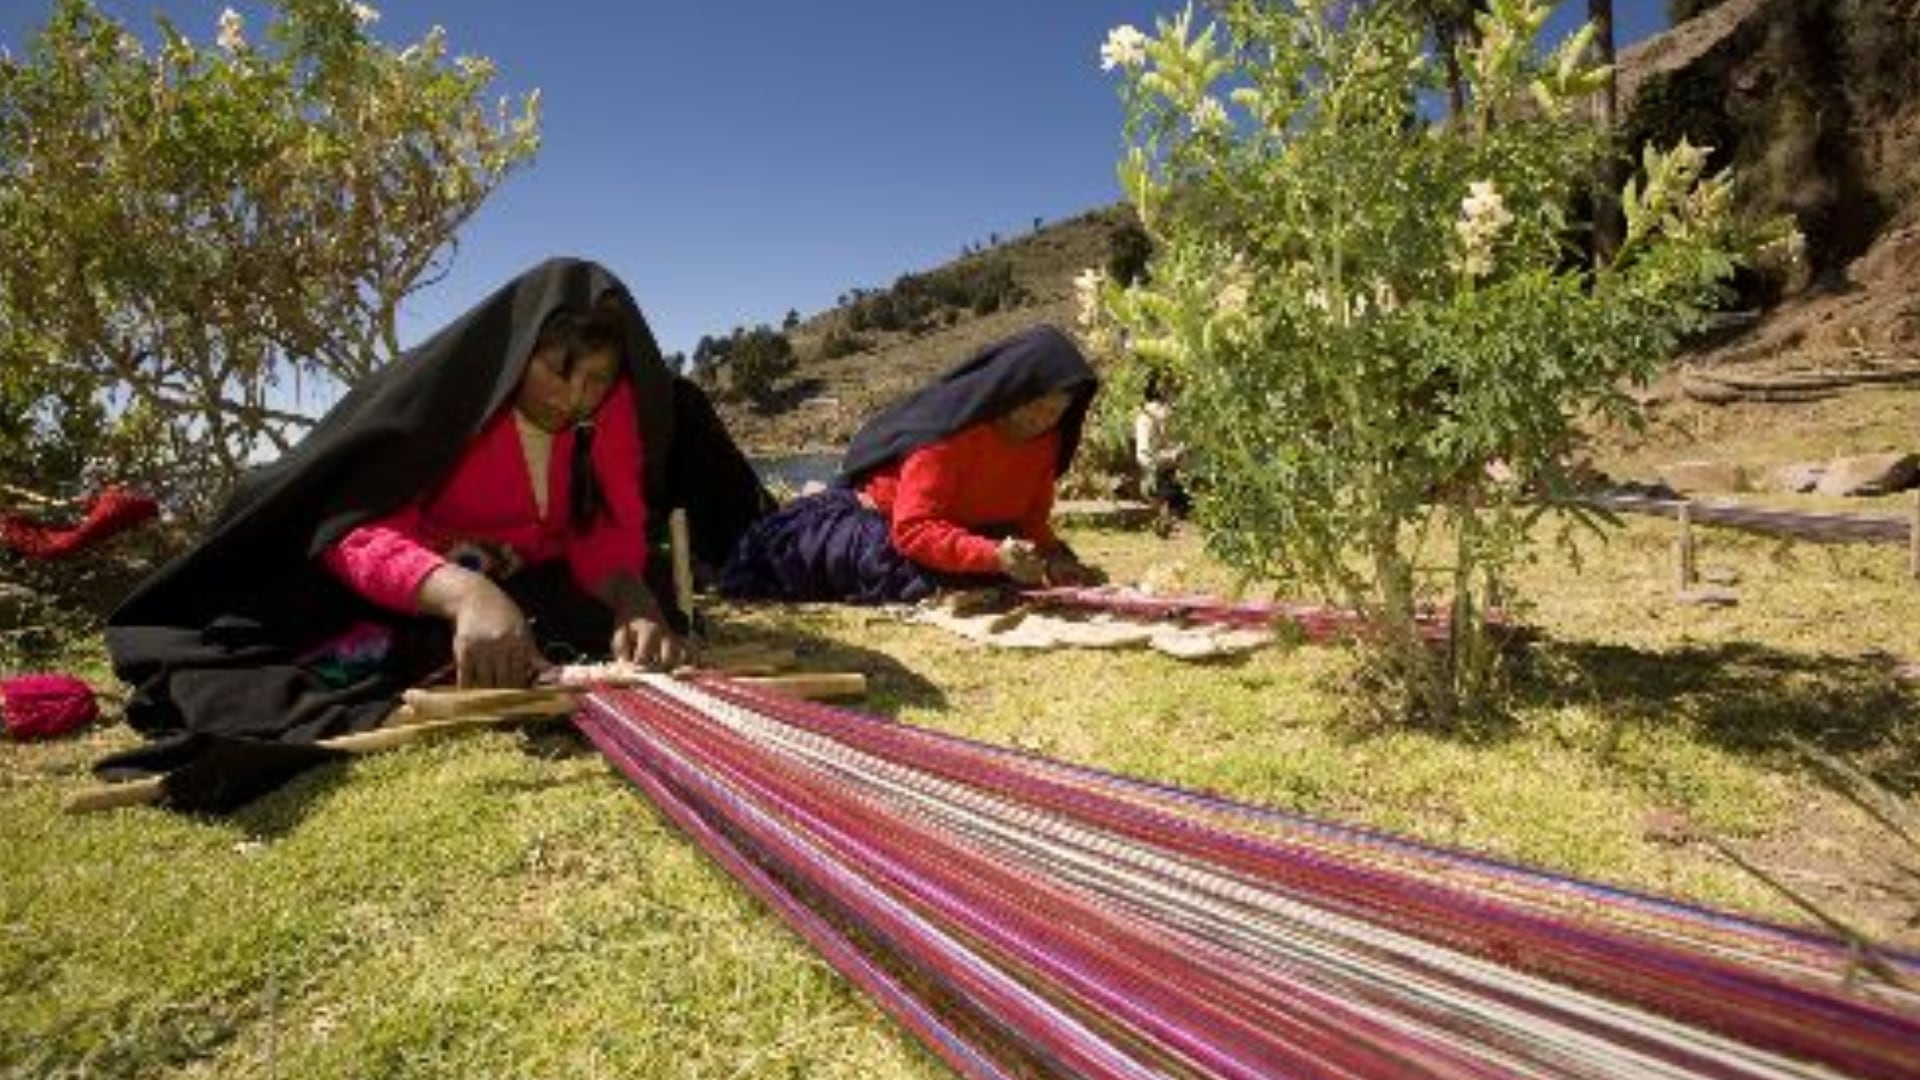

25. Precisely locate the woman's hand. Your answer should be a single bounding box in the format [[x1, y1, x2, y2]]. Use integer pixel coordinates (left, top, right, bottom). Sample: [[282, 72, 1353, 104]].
[[415, 564, 546, 687], [1043, 552, 1105, 588], [612, 613, 689, 671], [996, 538, 1047, 584], [602, 573, 690, 671], [448, 581, 544, 688]]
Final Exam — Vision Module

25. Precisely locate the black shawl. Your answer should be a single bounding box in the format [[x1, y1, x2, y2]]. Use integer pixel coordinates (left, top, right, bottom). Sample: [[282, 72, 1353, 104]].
[[836, 324, 1098, 487], [103, 257, 770, 810]]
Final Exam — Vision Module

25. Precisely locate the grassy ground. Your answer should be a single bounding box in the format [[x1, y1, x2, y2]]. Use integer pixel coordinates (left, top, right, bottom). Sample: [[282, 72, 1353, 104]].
[[4, 507, 1919, 1078]]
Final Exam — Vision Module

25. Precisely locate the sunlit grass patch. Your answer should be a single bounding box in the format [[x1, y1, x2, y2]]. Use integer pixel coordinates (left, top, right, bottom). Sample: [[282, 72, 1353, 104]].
[[3, 516, 1917, 1077]]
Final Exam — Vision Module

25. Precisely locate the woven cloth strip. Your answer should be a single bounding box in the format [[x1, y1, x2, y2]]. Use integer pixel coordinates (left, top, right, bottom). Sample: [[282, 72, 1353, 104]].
[[1589, 494, 1910, 546]]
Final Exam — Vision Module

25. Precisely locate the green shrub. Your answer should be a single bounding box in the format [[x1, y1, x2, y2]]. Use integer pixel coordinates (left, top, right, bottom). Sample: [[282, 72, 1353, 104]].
[[1089, 0, 1764, 723], [727, 325, 797, 406], [815, 328, 868, 361], [1669, 0, 1730, 22], [0, 0, 537, 519]]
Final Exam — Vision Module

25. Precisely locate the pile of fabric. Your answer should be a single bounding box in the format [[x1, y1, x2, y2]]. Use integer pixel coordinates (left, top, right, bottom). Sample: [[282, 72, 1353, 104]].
[[0, 675, 99, 741], [0, 486, 158, 561]]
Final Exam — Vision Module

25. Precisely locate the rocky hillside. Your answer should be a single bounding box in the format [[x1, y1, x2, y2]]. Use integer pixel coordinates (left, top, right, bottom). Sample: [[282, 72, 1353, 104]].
[[709, 206, 1130, 456], [717, 0, 1919, 463], [1621, 0, 1920, 368]]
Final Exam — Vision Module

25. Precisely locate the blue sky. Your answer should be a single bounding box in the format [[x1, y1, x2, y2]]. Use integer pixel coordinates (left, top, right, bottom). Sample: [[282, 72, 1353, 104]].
[[2, 1, 1671, 366]]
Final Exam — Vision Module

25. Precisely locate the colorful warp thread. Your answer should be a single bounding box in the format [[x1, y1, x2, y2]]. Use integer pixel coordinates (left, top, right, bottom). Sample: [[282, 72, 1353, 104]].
[[575, 676, 1920, 1080]]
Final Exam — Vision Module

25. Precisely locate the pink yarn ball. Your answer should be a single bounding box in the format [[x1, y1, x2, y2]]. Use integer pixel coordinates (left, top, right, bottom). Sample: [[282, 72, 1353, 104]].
[[1, 674, 100, 741]]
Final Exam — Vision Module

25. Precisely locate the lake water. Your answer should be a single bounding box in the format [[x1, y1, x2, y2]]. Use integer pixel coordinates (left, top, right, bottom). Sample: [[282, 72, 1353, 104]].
[[753, 450, 842, 491]]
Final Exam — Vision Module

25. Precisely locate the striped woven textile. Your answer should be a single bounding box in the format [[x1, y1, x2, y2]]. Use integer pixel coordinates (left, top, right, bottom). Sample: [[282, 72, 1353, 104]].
[[1019, 586, 1473, 644], [575, 676, 1920, 1079], [1589, 493, 1911, 546]]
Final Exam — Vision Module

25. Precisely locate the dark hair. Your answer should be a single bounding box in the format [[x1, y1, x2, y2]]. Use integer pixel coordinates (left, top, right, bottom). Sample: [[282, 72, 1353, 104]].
[[532, 301, 627, 532], [1143, 368, 1168, 403], [534, 301, 626, 376]]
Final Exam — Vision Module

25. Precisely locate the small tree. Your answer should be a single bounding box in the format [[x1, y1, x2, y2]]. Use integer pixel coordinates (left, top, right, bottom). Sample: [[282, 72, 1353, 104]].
[[1089, 0, 1772, 723], [815, 327, 868, 361], [1105, 212, 1155, 286], [0, 0, 538, 517], [1669, 0, 1729, 21], [727, 325, 797, 407]]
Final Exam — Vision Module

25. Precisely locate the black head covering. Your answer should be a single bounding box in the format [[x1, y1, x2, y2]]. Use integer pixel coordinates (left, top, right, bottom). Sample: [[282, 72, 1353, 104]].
[[836, 324, 1098, 487], [101, 257, 769, 810], [114, 257, 674, 629]]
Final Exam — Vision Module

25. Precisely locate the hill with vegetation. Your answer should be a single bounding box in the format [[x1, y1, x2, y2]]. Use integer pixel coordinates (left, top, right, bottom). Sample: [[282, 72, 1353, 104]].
[[708, 0, 1920, 483], [697, 205, 1138, 457]]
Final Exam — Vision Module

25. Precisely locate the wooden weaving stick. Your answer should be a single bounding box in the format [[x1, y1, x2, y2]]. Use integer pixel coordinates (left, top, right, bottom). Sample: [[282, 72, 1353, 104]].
[[65, 671, 867, 814], [62, 708, 542, 814]]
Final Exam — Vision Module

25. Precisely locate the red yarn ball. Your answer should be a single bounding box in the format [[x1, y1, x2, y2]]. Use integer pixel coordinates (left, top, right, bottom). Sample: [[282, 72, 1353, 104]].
[[1, 674, 100, 741]]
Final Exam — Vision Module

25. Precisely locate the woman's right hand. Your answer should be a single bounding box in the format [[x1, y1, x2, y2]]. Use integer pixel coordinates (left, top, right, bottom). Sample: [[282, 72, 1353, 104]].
[[450, 584, 544, 687], [996, 538, 1047, 585], [415, 565, 545, 688]]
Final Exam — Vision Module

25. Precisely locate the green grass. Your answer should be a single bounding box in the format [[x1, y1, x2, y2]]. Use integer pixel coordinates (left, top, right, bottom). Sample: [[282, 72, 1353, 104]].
[[5, 514, 1919, 1078]]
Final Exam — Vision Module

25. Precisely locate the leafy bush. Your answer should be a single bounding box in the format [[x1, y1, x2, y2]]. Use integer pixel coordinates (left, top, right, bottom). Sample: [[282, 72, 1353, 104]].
[[1087, 0, 1771, 723], [1105, 212, 1154, 286], [815, 327, 869, 361], [1669, 0, 1730, 22], [726, 325, 797, 406], [0, 0, 537, 519], [844, 255, 1026, 333]]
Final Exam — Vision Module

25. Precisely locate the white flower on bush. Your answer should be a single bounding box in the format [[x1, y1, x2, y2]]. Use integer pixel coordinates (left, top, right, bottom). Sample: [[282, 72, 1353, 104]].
[[1074, 267, 1107, 328], [1371, 277, 1399, 315], [351, 4, 380, 25], [1191, 96, 1228, 134], [216, 8, 245, 53], [1100, 25, 1148, 72], [1215, 257, 1254, 317], [1453, 180, 1513, 280], [1782, 225, 1806, 266]]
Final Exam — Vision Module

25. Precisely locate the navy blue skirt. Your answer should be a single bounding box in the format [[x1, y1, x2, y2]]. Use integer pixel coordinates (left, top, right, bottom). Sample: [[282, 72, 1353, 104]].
[[718, 489, 944, 604]]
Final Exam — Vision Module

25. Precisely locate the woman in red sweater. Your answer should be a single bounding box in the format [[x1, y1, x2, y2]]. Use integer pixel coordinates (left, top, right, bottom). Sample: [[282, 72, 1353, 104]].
[[321, 302, 682, 686], [104, 258, 772, 811], [721, 324, 1101, 603]]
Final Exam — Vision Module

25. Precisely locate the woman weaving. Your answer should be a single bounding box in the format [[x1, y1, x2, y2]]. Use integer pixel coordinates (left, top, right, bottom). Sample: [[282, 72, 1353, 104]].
[[102, 258, 772, 811], [721, 324, 1102, 604]]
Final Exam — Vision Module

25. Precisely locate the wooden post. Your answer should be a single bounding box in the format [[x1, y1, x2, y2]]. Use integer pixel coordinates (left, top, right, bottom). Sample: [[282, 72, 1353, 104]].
[[1909, 489, 1919, 582], [1675, 501, 1696, 590], [669, 507, 696, 633], [66, 671, 867, 813]]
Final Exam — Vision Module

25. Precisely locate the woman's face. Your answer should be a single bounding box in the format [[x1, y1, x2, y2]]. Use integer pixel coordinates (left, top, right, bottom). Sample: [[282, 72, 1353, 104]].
[[515, 345, 620, 433], [996, 390, 1073, 442]]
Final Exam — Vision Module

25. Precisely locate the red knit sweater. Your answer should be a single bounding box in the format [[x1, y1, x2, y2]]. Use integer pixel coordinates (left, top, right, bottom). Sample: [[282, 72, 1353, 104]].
[[860, 421, 1061, 575], [321, 379, 648, 612]]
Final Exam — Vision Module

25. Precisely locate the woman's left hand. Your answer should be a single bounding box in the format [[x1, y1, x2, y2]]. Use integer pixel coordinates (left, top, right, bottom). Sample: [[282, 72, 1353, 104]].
[[612, 613, 690, 671], [1043, 553, 1105, 587], [600, 574, 691, 670]]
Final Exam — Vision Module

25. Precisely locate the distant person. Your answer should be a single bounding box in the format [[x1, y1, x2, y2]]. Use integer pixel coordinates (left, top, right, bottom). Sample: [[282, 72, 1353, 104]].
[[102, 257, 773, 811], [719, 324, 1103, 603], [1133, 369, 1189, 518]]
